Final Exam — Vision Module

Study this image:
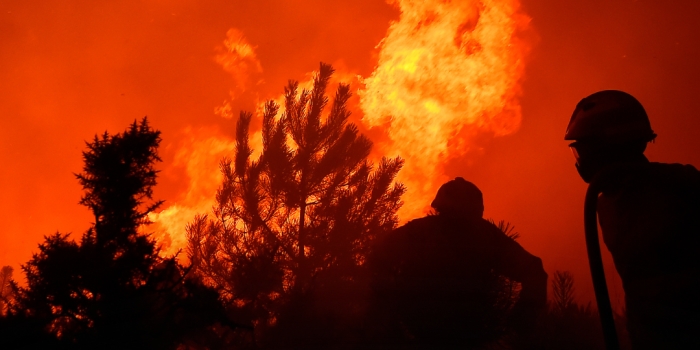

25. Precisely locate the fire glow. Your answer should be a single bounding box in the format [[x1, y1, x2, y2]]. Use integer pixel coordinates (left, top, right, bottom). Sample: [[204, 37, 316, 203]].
[[150, 0, 530, 256], [361, 0, 529, 218]]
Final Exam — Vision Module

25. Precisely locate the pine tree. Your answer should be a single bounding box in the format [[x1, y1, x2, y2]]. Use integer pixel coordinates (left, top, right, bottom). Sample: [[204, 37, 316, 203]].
[[187, 63, 405, 344], [5, 118, 229, 349], [523, 270, 609, 350], [552, 270, 576, 314]]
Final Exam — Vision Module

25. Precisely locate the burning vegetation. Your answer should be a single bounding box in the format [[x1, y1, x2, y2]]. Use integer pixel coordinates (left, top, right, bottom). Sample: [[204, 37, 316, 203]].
[[149, 0, 531, 255], [185, 63, 405, 344], [0, 75, 621, 350], [0, 0, 634, 349]]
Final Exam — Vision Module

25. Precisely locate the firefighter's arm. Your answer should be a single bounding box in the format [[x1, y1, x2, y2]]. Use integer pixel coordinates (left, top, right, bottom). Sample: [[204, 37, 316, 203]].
[[485, 222, 548, 327], [502, 248, 548, 311]]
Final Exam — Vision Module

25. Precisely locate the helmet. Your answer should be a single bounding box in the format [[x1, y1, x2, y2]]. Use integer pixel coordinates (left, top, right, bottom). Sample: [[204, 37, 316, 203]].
[[565, 90, 656, 143], [431, 177, 484, 219]]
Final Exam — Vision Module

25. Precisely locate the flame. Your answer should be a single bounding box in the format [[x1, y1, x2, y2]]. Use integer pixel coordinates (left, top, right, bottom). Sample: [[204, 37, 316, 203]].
[[214, 28, 263, 119], [359, 0, 530, 219], [148, 126, 262, 257], [150, 28, 265, 256], [151, 0, 531, 255]]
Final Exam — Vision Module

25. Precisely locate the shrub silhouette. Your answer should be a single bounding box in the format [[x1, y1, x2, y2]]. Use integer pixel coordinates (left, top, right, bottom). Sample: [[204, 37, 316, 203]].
[[1, 119, 229, 349]]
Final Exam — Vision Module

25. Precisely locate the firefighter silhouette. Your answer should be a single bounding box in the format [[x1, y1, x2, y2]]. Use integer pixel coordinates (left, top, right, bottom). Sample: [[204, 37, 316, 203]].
[[566, 90, 700, 349], [369, 178, 547, 348]]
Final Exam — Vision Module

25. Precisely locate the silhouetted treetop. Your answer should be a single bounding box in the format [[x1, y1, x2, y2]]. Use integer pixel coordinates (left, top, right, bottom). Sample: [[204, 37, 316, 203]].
[[3, 118, 229, 349], [187, 62, 405, 346], [76, 118, 162, 243]]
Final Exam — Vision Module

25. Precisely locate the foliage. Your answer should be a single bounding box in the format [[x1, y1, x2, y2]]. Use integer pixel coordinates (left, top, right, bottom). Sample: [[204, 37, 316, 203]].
[[1, 118, 229, 349], [552, 270, 576, 314], [491, 219, 520, 241], [186, 63, 405, 346], [520, 270, 632, 350], [0, 266, 13, 316]]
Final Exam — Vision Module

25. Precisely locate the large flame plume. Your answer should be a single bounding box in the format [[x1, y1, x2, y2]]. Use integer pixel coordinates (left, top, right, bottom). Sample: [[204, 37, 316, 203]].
[[360, 0, 530, 218], [151, 0, 530, 257]]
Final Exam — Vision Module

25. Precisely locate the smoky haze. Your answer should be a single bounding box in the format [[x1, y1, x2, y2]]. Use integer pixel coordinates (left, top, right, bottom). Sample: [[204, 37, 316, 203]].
[[2, 0, 700, 312]]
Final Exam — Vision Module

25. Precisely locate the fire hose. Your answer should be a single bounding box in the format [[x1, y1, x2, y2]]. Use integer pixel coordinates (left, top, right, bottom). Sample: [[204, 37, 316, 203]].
[[584, 176, 620, 350]]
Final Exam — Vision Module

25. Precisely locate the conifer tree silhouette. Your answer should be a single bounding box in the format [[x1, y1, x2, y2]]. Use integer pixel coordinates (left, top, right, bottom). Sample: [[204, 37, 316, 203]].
[[552, 270, 576, 314], [4, 118, 228, 349], [523, 270, 613, 350], [187, 63, 405, 346]]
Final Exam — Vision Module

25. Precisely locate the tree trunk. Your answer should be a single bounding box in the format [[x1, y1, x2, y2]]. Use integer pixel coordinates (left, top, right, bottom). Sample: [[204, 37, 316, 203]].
[[296, 160, 308, 291]]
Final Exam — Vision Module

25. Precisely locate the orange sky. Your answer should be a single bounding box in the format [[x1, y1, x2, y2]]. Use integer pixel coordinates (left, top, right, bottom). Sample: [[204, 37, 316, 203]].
[[2, 0, 700, 308]]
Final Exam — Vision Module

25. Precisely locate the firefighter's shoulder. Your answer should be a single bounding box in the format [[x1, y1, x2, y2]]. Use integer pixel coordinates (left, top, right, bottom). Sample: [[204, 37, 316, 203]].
[[649, 162, 700, 184], [383, 215, 442, 243]]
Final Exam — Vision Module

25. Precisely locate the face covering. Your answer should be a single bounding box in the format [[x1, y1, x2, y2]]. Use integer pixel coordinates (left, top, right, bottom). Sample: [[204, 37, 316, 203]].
[[575, 161, 598, 183]]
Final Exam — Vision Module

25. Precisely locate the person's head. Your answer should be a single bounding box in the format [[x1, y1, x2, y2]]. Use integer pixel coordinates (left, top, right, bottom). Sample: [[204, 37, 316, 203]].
[[431, 177, 484, 220], [565, 90, 656, 183]]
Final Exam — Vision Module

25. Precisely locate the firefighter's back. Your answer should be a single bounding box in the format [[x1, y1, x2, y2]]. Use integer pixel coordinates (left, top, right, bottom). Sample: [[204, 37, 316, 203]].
[[598, 161, 700, 349]]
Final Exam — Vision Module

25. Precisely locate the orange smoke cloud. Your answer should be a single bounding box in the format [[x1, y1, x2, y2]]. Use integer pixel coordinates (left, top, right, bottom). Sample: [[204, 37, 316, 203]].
[[359, 0, 530, 219]]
